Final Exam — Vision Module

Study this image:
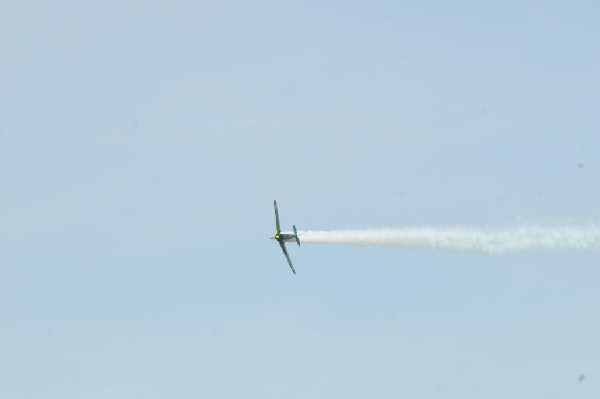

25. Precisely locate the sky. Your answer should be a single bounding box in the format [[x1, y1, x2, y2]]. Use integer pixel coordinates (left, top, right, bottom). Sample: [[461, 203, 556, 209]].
[[1, 1, 600, 398]]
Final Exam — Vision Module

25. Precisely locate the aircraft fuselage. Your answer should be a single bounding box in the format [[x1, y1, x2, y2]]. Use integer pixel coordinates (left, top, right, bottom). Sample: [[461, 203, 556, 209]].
[[273, 232, 297, 243]]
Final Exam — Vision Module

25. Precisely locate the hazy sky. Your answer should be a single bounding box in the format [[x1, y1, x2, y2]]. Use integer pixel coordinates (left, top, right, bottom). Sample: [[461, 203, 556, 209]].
[[1, 1, 599, 398]]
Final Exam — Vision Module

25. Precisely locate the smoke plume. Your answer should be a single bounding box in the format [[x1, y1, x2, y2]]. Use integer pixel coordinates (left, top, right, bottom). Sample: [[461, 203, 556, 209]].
[[300, 223, 600, 253]]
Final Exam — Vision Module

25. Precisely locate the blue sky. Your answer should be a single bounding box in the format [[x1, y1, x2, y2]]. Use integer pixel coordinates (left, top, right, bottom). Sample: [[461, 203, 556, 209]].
[[1, 1, 599, 398]]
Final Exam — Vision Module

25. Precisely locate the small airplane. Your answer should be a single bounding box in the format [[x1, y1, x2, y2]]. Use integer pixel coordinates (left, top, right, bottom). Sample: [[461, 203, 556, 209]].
[[271, 200, 301, 275]]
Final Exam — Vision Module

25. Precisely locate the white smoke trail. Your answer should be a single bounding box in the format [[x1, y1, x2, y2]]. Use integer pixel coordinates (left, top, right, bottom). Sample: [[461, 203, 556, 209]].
[[299, 223, 600, 253]]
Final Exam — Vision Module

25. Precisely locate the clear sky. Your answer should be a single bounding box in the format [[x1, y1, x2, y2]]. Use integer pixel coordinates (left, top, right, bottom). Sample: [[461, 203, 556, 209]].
[[1, 1, 599, 398]]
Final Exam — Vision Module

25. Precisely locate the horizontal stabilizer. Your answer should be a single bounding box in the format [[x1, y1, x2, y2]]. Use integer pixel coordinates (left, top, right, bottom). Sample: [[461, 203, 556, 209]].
[[293, 225, 301, 247]]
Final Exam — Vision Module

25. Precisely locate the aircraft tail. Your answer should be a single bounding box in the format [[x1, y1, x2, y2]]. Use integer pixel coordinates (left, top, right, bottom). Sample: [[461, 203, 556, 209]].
[[293, 225, 301, 247]]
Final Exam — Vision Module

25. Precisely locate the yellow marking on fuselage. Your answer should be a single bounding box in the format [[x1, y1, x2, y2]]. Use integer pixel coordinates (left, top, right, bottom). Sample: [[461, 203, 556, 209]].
[[276, 235, 280, 239]]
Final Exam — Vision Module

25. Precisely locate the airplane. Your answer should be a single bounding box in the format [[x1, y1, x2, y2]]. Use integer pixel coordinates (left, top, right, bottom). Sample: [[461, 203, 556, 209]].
[[271, 200, 301, 275]]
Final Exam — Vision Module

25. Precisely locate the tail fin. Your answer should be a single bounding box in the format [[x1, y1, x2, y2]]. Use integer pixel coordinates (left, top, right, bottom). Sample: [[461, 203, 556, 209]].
[[293, 225, 301, 247]]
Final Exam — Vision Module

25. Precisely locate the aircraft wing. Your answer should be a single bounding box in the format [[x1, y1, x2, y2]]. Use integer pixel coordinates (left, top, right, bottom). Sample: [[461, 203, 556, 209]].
[[279, 241, 296, 275], [274, 200, 281, 234]]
